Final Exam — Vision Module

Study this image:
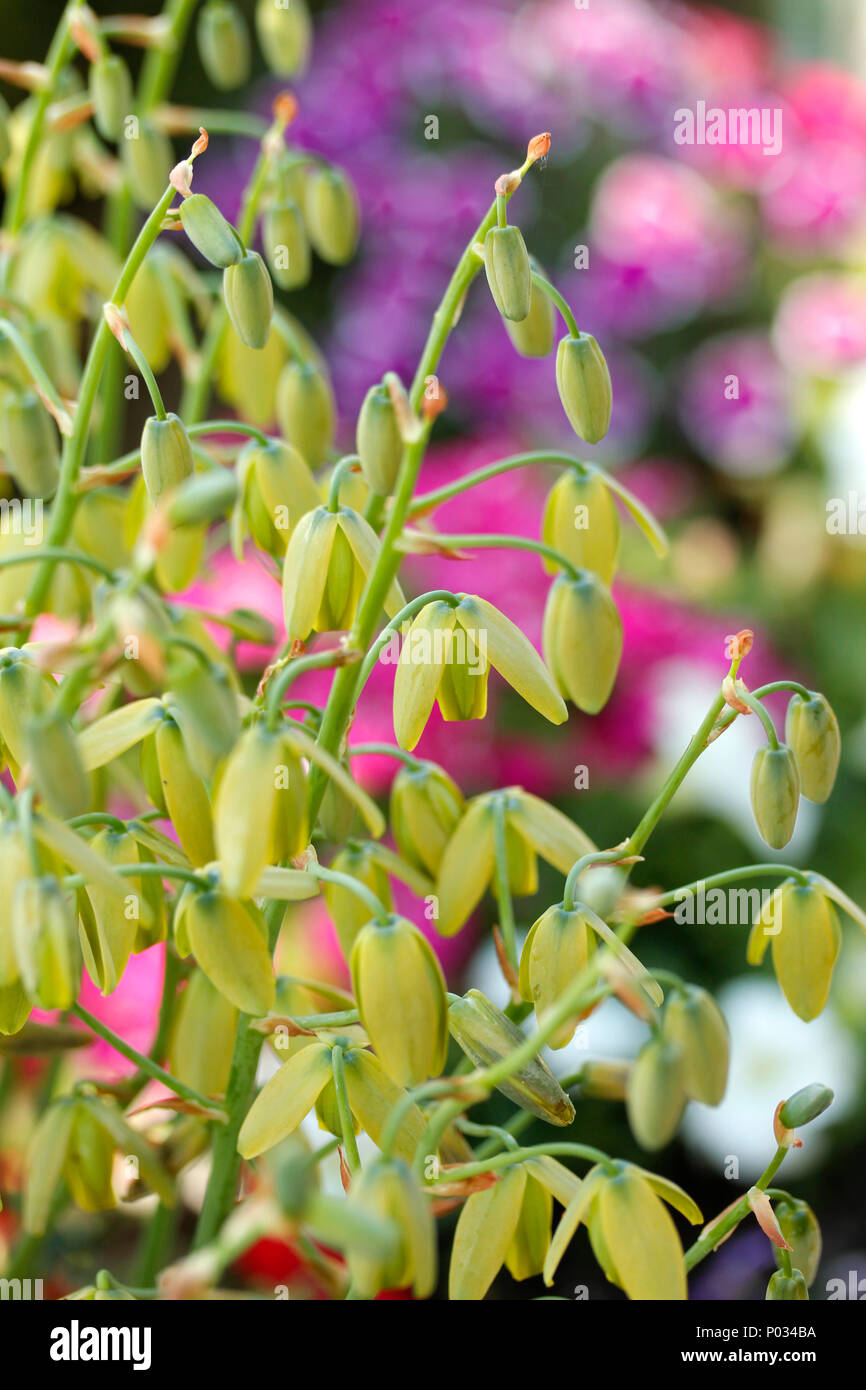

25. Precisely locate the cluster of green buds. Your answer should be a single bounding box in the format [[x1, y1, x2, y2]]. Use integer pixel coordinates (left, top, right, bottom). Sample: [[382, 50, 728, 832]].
[[626, 984, 729, 1150], [748, 689, 840, 850]]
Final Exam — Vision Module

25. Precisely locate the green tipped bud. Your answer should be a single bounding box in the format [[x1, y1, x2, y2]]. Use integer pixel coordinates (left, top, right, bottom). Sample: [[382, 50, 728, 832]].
[[766, 1269, 808, 1300], [170, 969, 238, 1098], [185, 887, 275, 1015], [167, 468, 238, 529], [140, 412, 194, 504], [179, 193, 244, 268], [542, 467, 620, 584], [626, 1037, 686, 1151], [1, 390, 59, 496], [785, 692, 841, 804], [214, 722, 283, 898], [348, 1159, 436, 1299], [518, 904, 593, 1048], [484, 224, 531, 323], [27, 710, 92, 819], [662, 985, 729, 1106], [282, 504, 403, 642], [64, 1101, 117, 1214], [256, 0, 312, 76], [197, 1, 251, 89], [223, 250, 274, 349], [390, 761, 465, 878], [166, 651, 240, 777], [504, 256, 555, 357], [262, 199, 311, 289], [246, 437, 320, 538], [13, 876, 80, 1010], [773, 1199, 821, 1286], [89, 54, 132, 142], [780, 1082, 834, 1129], [318, 754, 358, 843], [356, 382, 403, 496], [276, 359, 335, 467], [555, 333, 613, 445], [542, 570, 623, 714], [154, 715, 216, 866], [351, 914, 448, 1087], [122, 122, 173, 210], [750, 744, 800, 850], [304, 166, 359, 265], [448, 989, 575, 1126]]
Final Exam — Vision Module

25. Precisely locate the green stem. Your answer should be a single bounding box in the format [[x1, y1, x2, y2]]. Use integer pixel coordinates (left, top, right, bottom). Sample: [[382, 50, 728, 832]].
[[646, 863, 807, 909], [492, 794, 518, 975], [120, 327, 167, 420], [737, 689, 780, 748], [305, 864, 389, 921], [0, 548, 115, 579], [685, 1146, 788, 1272], [348, 742, 421, 768], [265, 646, 361, 730], [133, 1201, 176, 1287], [137, 0, 200, 109], [0, 317, 73, 432], [187, 420, 269, 445], [353, 590, 460, 695], [328, 455, 361, 512], [417, 532, 580, 580], [331, 1046, 361, 1174], [70, 1004, 224, 1112], [432, 1142, 613, 1185], [531, 270, 579, 337], [409, 451, 585, 517], [2, 5, 76, 242]]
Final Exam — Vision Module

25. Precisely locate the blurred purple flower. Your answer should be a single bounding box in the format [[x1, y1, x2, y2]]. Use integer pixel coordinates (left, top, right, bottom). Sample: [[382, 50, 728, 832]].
[[678, 332, 797, 477]]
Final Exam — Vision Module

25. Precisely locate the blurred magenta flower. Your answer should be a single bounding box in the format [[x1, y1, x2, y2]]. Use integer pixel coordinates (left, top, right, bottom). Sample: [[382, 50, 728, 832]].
[[773, 273, 866, 377], [678, 332, 797, 477]]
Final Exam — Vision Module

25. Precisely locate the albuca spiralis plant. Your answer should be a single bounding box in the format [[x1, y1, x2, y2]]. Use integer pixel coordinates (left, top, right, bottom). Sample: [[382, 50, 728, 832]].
[[0, 0, 861, 1306]]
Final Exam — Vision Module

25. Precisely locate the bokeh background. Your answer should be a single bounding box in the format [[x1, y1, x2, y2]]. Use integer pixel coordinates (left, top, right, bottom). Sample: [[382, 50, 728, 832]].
[[3, 0, 866, 1299]]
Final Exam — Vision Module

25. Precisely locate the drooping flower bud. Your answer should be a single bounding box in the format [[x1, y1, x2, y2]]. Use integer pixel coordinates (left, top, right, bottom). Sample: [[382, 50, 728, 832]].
[[661, 985, 729, 1106], [262, 199, 311, 289], [356, 382, 403, 496], [518, 904, 593, 1049], [542, 467, 620, 584], [282, 504, 404, 641], [179, 192, 244, 268], [304, 166, 359, 265], [0, 824, 32, 986], [779, 1082, 834, 1129], [275, 359, 335, 467], [27, 709, 92, 819], [504, 255, 554, 357], [0, 390, 60, 497], [0, 978, 31, 1036], [197, 1, 251, 89], [348, 1159, 436, 1299], [596, 1165, 687, 1300], [64, 1101, 117, 1214], [542, 571, 622, 714], [390, 761, 465, 878], [223, 250, 274, 349], [89, 54, 132, 142], [154, 714, 216, 865], [122, 122, 174, 209], [214, 722, 283, 898], [241, 437, 320, 545], [77, 829, 145, 994], [750, 744, 800, 850], [483, 224, 531, 323], [749, 880, 840, 1021], [24, 1099, 77, 1234], [448, 989, 575, 1125], [184, 887, 275, 1015], [12, 875, 80, 1010], [772, 1198, 821, 1286], [140, 412, 195, 504], [785, 692, 841, 804], [322, 842, 391, 960], [577, 1059, 631, 1100], [626, 1036, 686, 1151], [555, 332, 613, 445], [351, 914, 448, 1087], [255, 0, 312, 76], [449, 1164, 528, 1300], [0, 648, 51, 774], [766, 1269, 808, 1300], [170, 969, 238, 1098]]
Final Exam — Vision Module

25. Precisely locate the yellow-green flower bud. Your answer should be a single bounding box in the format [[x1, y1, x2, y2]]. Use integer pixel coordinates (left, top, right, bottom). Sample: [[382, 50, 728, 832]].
[[542, 570, 623, 714], [122, 122, 173, 210], [185, 887, 275, 1015], [766, 1269, 808, 1300], [390, 761, 465, 878], [596, 1166, 687, 1300], [318, 755, 358, 842], [304, 166, 359, 265], [661, 985, 729, 1106], [779, 1081, 834, 1129], [64, 1101, 117, 1214], [626, 1036, 686, 1151], [555, 332, 613, 445], [1, 390, 60, 496], [577, 1059, 630, 1101], [246, 437, 320, 538], [238, 1041, 333, 1158], [350, 914, 448, 1087], [270, 741, 310, 862], [255, 0, 312, 76], [542, 467, 620, 584], [223, 250, 274, 349], [749, 881, 840, 1022], [518, 904, 593, 1048], [348, 1158, 436, 1299], [89, 54, 132, 142], [323, 842, 391, 960], [24, 1099, 77, 1234], [0, 978, 30, 1035], [282, 503, 404, 641], [448, 989, 575, 1125], [13, 876, 80, 1010], [785, 692, 841, 804], [155, 715, 216, 866], [276, 359, 335, 467], [505, 1172, 553, 1282], [356, 382, 403, 496], [504, 256, 554, 357], [140, 412, 194, 504], [262, 199, 311, 289], [214, 722, 283, 898], [0, 824, 34, 986], [197, 1, 251, 89], [449, 1163, 527, 1300], [0, 649, 51, 774], [750, 744, 800, 850], [484, 224, 531, 323], [170, 969, 238, 1098], [772, 1198, 821, 1286], [179, 192, 244, 268], [78, 829, 142, 994], [27, 709, 92, 819]]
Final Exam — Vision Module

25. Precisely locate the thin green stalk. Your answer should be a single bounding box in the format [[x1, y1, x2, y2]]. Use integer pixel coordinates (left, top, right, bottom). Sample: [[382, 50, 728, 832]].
[[433, 1142, 613, 1185], [531, 270, 579, 337], [305, 864, 389, 921], [646, 863, 808, 909], [348, 742, 421, 768], [2, 4, 76, 242], [328, 455, 361, 511], [71, 1004, 224, 1113], [492, 794, 518, 974], [737, 689, 780, 748], [409, 451, 584, 516], [414, 532, 580, 580], [685, 1146, 788, 1272], [331, 1046, 361, 1174], [265, 646, 362, 730]]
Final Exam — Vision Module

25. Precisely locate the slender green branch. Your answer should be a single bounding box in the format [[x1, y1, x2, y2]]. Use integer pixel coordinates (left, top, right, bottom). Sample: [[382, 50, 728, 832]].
[[332, 1046, 361, 1174], [492, 794, 518, 975], [685, 1146, 788, 1272], [71, 1004, 225, 1113], [407, 532, 581, 580], [431, 1142, 614, 1185], [531, 270, 579, 337], [408, 451, 586, 517]]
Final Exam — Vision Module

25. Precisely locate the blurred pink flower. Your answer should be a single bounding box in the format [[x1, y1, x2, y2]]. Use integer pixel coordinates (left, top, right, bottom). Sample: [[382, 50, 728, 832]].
[[678, 332, 796, 477], [773, 273, 866, 376]]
